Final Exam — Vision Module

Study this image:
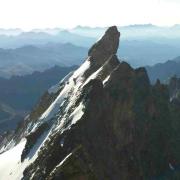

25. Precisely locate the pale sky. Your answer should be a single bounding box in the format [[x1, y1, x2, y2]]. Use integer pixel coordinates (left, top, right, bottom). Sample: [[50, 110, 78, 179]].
[[0, 0, 180, 30]]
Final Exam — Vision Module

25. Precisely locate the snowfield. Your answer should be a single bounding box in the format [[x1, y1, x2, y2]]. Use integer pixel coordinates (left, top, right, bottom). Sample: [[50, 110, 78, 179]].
[[0, 140, 26, 180]]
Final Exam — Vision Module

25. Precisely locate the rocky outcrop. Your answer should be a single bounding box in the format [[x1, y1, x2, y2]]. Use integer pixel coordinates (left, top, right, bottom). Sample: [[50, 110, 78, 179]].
[[168, 76, 180, 104], [21, 123, 48, 162], [88, 26, 120, 65], [84, 26, 120, 79]]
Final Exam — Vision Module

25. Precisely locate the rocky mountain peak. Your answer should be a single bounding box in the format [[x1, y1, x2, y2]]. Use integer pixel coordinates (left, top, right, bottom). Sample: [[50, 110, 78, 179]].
[[88, 26, 120, 66], [1, 26, 180, 180]]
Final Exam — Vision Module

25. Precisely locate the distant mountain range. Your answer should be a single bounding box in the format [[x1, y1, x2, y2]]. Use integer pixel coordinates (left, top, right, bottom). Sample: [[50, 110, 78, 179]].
[[0, 30, 95, 49], [0, 65, 77, 133], [119, 40, 180, 67], [0, 43, 87, 78], [0, 25, 180, 70], [146, 56, 180, 83], [0, 39, 180, 78], [70, 24, 180, 40], [2, 24, 180, 46]]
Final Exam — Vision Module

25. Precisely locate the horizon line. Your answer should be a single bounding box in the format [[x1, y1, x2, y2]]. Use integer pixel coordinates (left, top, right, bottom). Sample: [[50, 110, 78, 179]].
[[0, 23, 180, 32]]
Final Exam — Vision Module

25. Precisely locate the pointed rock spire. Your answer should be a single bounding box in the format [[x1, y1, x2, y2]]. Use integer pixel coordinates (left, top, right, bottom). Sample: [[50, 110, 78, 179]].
[[88, 26, 120, 66]]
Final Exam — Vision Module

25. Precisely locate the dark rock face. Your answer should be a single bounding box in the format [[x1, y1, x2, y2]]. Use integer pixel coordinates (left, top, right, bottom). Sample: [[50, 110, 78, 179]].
[[23, 61, 180, 179], [84, 27, 120, 79], [21, 123, 48, 162], [169, 76, 180, 100], [88, 26, 120, 65]]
